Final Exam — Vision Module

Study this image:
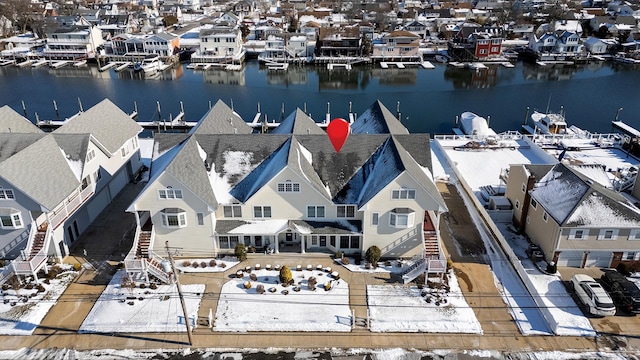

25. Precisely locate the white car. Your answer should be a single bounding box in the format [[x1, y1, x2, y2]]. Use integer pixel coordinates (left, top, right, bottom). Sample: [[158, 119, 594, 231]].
[[571, 274, 616, 316]]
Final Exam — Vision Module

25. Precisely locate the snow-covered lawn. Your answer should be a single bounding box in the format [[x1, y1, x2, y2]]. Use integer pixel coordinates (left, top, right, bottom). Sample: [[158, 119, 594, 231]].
[[214, 268, 351, 332], [174, 258, 239, 273], [0, 266, 77, 335], [367, 273, 482, 333], [335, 258, 410, 274], [79, 270, 204, 333]]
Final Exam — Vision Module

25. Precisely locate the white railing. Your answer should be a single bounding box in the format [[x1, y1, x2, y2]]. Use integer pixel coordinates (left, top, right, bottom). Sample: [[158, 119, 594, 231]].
[[401, 258, 426, 284], [13, 224, 51, 276], [22, 221, 38, 258], [50, 185, 94, 230], [146, 254, 170, 284]]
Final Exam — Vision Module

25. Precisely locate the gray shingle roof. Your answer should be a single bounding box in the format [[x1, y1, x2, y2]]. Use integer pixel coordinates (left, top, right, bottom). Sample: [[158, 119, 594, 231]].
[[0, 106, 43, 134], [165, 137, 218, 208], [0, 133, 46, 163], [53, 99, 142, 154], [271, 109, 325, 135], [0, 135, 80, 210], [52, 134, 90, 162], [216, 219, 362, 235], [350, 100, 409, 134], [191, 100, 253, 135]]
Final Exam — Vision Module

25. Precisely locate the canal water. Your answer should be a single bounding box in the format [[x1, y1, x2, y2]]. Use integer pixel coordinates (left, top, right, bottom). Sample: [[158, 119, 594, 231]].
[[1, 60, 638, 134]]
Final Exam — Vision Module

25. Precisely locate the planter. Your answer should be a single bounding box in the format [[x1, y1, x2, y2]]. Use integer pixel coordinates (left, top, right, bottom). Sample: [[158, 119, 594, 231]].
[[255, 264, 261, 271], [265, 264, 272, 270]]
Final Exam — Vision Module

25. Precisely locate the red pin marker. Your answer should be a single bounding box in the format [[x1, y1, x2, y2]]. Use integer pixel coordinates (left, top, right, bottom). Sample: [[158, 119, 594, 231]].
[[327, 118, 350, 153]]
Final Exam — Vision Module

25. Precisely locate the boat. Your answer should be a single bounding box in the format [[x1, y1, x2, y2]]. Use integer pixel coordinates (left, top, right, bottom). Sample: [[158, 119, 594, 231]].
[[434, 54, 449, 64], [134, 54, 162, 75], [522, 109, 581, 135], [454, 111, 497, 137]]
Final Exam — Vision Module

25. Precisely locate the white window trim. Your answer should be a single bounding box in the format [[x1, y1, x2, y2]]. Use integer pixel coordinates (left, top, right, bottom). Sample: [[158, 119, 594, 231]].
[[337, 205, 356, 218], [0, 189, 15, 200], [597, 229, 618, 240], [629, 229, 640, 240], [389, 211, 415, 229], [86, 149, 95, 162], [253, 206, 272, 218], [569, 228, 589, 240], [307, 205, 325, 218], [161, 210, 187, 228], [277, 181, 300, 193], [158, 189, 183, 199], [542, 211, 548, 222], [530, 198, 537, 210], [515, 199, 520, 209], [391, 188, 416, 200], [196, 212, 204, 226], [622, 252, 640, 261], [223, 205, 242, 218], [521, 183, 526, 193], [371, 212, 379, 226], [0, 210, 23, 229]]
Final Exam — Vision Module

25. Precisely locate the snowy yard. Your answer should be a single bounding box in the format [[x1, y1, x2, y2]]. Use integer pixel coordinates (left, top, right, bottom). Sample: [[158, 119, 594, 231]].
[[0, 266, 77, 335], [214, 267, 352, 332], [79, 270, 204, 333], [367, 273, 483, 333]]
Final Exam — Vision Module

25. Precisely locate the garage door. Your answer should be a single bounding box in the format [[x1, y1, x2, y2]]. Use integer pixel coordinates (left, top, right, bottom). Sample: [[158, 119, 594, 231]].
[[556, 251, 583, 267], [585, 251, 612, 268], [108, 168, 130, 197]]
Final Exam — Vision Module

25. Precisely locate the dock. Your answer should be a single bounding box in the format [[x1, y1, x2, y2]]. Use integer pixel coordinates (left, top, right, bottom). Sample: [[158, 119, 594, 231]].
[[16, 59, 34, 67], [421, 61, 435, 69], [327, 63, 351, 70], [115, 62, 131, 72], [31, 59, 48, 67], [612, 121, 640, 139], [380, 62, 389, 69], [99, 62, 117, 72], [0, 59, 16, 66], [50, 60, 71, 69], [73, 60, 87, 67]]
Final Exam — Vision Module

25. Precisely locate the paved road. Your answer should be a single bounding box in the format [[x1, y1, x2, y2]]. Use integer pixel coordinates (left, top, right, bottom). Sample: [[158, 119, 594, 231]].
[[0, 182, 639, 358]]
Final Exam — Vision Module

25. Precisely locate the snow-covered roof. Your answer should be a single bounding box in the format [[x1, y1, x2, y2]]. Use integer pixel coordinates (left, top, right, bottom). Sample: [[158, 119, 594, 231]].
[[270, 108, 325, 135], [351, 100, 409, 135]]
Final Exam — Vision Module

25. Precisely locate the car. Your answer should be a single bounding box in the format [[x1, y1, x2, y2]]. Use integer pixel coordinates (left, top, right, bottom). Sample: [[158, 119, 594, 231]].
[[571, 274, 616, 316], [600, 270, 640, 314]]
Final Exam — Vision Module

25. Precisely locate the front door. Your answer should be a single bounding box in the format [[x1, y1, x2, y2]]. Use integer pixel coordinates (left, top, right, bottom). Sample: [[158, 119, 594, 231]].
[[319, 236, 327, 247], [285, 232, 293, 244]]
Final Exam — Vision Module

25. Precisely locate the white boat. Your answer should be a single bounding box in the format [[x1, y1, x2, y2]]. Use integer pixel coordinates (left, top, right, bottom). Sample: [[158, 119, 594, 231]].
[[529, 110, 571, 134], [134, 55, 162, 74], [456, 111, 497, 137], [434, 54, 449, 63]]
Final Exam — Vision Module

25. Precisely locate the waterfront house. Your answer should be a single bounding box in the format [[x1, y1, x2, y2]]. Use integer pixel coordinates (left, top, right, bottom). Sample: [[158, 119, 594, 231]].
[[125, 100, 447, 283], [315, 26, 363, 58], [110, 32, 179, 58], [0, 100, 143, 285], [582, 36, 613, 55], [191, 25, 245, 65], [448, 26, 504, 62], [258, 33, 310, 63], [504, 163, 640, 269], [371, 30, 421, 62], [43, 19, 104, 60]]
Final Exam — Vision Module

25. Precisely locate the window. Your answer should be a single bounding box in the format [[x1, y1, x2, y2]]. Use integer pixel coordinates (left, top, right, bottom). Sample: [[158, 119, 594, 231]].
[[479, 49, 487, 54], [629, 229, 640, 240], [492, 39, 501, 45], [389, 208, 415, 228], [160, 208, 187, 228], [515, 200, 520, 209], [223, 205, 242, 218], [531, 198, 537, 210], [391, 189, 416, 200], [597, 229, 618, 240], [543, 211, 548, 222], [86, 149, 95, 162], [121, 145, 129, 157], [330, 236, 336, 247], [622, 252, 640, 261], [569, 229, 589, 240], [491, 46, 499, 52], [310, 236, 318, 246], [196, 213, 204, 226], [277, 181, 300, 193], [253, 206, 272, 218], [371, 212, 379, 225], [0, 208, 23, 229], [158, 189, 183, 199], [521, 184, 526, 193], [350, 236, 359, 249], [93, 169, 101, 183], [340, 236, 350, 248], [307, 206, 325, 218], [0, 189, 15, 200], [337, 205, 356, 218], [218, 235, 239, 249]]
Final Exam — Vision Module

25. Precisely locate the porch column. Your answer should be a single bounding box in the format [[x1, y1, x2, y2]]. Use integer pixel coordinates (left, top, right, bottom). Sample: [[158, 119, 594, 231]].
[[300, 235, 305, 254], [274, 235, 279, 254]]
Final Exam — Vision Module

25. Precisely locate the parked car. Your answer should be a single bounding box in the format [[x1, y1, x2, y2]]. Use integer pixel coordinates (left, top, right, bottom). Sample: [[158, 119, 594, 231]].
[[600, 270, 640, 314], [571, 274, 616, 316]]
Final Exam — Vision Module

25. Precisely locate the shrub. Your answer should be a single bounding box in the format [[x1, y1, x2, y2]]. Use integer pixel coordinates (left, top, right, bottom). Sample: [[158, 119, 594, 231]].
[[385, 260, 392, 267], [192, 262, 199, 268], [139, 283, 146, 289], [73, 263, 82, 271], [25, 283, 34, 290], [182, 261, 191, 267], [37, 284, 45, 293], [341, 257, 350, 265], [46, 269, 58, 279], [0, 259, 4, 267], [235, 243, 247, 261], [324, 281, 332, 291], [248, 246, 256, 253], [219, 262, 226, 268], [243, 281, 251, 289], [256, 284, 265, 294], [279, 265, 293, 286], [617, 262, 631, 276], [250, 273, 257, 281], [446, 258, 454, 271], [365, 246, 381, 267], [200, 262, 207, 268], [1, 284, 8, 291], [335, 251, 343, 259], [308, 276, 317, 291], [149, 283, 158, 290], [546, 261, 557, 274], [209, 259, 217, 267]]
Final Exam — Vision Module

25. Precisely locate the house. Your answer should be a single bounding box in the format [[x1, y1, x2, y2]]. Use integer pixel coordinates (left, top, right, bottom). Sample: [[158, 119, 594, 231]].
[[43, 20, 104, 60], [315, 26, 363, 58], [125, 100, 447, 283], [504, 163, 640, 269], [582, 36, 612, 55], [0, 100, 143, 284], [191, 26, 245, 65], [371, 30, 421, 62], [258, 33, 310, 62], [448, 26, 504, 61]]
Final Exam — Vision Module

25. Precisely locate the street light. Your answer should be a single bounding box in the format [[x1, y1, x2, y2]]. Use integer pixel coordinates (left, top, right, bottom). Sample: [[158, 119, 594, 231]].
[[615, 107, 623, 122]]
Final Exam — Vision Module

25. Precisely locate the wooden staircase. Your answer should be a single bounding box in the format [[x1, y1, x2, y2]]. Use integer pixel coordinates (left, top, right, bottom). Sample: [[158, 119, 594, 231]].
[[136, 230, 151, 258], [424, 231, 439, 258], [29, 230, 47, 259]]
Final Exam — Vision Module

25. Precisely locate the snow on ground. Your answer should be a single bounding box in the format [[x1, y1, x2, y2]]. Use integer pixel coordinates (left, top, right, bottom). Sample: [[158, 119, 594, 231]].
[[0, 267, 77, 335], [214, 268, 352, 332], [498, 223, 595, 336], [335, 258, 409, 274], [174, 258, 239, 273], [79, 270, 204, 333], [367, 272, 483, 333]]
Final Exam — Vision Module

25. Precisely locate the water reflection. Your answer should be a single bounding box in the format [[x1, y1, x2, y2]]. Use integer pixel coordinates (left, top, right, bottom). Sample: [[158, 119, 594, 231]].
[[443, 66, 498, 89], [264, 65, 307, 86]]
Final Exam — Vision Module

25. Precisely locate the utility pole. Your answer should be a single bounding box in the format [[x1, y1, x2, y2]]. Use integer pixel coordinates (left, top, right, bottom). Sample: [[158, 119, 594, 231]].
[[166, 241, 193, 346]]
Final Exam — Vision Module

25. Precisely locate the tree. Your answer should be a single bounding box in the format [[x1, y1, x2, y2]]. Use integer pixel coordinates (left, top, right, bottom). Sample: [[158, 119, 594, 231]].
[[365, 246, 381, 267], [234, 243, 247, 261], [279, 265, 293, 286]]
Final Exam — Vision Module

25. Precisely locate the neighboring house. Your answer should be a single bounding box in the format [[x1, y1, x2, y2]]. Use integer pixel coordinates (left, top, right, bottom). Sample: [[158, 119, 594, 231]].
[[109, 32, 178, 57], [232, 0, 257, 17], [403, 20, 427, 38], [555, 31, 582, 55], [0, 32, 45, 59], [582, 36, 613, 55], [371, 30, 421, 62], [258, 33, 310, 62], [191, 26, 245, 64], [504, 163, 640, 269], [0, 100, 143, 285], [448, 27, 504, 61], [125, 100, 447, 284], [315, 26, 363, 58], [43, 23, 104, 60]]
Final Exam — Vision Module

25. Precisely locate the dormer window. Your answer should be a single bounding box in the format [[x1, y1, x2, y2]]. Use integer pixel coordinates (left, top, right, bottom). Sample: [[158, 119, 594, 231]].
[[160, 208, 187, 228], [389, 207, 415, 229]]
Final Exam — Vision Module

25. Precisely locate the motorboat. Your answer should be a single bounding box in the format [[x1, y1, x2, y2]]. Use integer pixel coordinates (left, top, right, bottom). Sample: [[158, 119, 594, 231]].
[[456, 111, 497, 137], [134, 54, 162, 75], [529, 110, 572, 134]]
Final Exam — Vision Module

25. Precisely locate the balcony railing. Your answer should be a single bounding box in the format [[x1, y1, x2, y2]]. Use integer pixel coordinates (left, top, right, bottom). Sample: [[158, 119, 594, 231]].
[[50, 185, 94, 230]]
